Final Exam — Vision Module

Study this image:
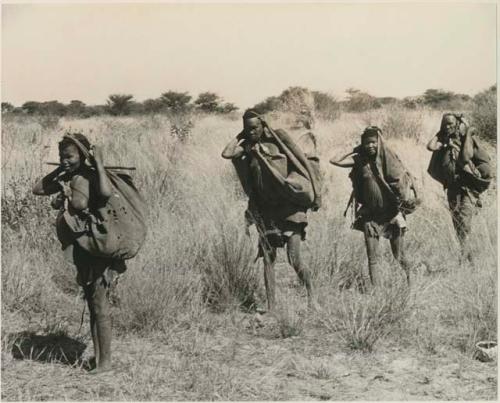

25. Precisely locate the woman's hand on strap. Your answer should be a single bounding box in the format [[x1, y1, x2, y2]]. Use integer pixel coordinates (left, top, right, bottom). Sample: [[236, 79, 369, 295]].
[[88, 145, 105, 167]]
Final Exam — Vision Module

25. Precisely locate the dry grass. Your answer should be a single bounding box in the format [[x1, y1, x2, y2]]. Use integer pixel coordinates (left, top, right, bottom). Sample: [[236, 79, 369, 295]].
[[1, 108, 497, 400]]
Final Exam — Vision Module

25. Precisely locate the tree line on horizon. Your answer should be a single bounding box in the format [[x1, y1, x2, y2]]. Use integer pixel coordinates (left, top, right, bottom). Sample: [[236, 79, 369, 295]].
[[0, 91, 239, 118], [2, 85, 495, 119]]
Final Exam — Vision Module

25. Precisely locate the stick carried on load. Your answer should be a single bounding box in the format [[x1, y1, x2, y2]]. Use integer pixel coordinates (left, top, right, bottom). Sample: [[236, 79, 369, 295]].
[[45, 162, 136, 170]]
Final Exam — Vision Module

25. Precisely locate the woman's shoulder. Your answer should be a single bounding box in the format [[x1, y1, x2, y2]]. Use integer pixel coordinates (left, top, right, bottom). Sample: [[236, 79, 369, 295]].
[[70, 168, 97, 187]]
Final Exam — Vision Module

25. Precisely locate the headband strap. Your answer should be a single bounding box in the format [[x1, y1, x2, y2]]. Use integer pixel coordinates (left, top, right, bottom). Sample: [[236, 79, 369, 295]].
[[62, 134, 91, 159]]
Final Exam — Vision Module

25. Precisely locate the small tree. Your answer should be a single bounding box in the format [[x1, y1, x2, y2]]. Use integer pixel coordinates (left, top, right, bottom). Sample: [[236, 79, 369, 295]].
[[402, 96, 424, 109], [143, 98, 165, 114], [40, 100, 67, 116], [195, 92, 221, 113], [106, 94, 134, 116], [66, 100, 87, 116], [129, 101, 146, 115], [279, 86, 315, 115], [86, 105, 107, 117], [22, 101, 42, 114], [1, 102, 14, 114], [252, 96, 283, 114], [471, 84, 497, 142], [312, 91, 340, 121], [423, 89, 453, 108], [160, 91, 192, 113], [378, 97, 398, 105], [217, 102, 238, 114], [345, 88, 381, 112], [423, 89, 473, 110]]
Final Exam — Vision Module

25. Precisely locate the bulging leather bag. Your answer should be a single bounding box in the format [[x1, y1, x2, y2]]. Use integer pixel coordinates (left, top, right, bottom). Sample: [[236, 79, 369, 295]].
[[260, 126, 323, 210], [75, 169, 147, 260]]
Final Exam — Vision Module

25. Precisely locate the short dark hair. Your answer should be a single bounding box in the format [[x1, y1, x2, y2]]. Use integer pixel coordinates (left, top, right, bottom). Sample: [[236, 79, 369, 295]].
[[242, 109, 262, 121], [361, 126, 381, 140]]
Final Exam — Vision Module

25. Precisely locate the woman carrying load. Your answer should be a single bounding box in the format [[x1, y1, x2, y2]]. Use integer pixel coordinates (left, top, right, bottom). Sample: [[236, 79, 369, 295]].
[[221, 110, 321, 312], [330, 126, 418, 288], [426, 113, 492, 259], [33, 133, 145, 374]]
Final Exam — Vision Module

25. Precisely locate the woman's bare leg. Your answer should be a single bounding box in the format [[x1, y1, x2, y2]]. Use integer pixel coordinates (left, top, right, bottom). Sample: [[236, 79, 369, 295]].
[[390, 231, 411, 286], [86, 277, 112, 373], [286, 233, 316, 308], [261, 241, 277, 312]]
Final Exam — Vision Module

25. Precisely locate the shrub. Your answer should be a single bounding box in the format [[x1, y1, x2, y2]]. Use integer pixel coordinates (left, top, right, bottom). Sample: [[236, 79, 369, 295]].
[[312, 91, 341, 121], [345, 88, 382, 112], [471, 85, 497, 143], [423, 89, 472, 110], [106, 94, 134, 116], [253, 96, 283, 115], [199, 220, 259, 312], [161, 91, 193, 113], [319, 279, 411, 352], [381, 106, 424, 142], [2, 102, 15, 114]]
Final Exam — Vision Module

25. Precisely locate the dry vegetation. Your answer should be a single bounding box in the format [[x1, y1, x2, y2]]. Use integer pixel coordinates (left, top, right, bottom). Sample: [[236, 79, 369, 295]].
[[1, 108, 497, 400]]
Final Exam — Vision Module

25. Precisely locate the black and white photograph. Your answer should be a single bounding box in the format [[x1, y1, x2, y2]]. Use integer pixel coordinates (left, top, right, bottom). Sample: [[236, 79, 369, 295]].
[[1, 1, 497, 400]]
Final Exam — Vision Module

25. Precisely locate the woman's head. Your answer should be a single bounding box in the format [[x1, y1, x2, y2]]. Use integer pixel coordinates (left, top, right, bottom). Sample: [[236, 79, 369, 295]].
[[58, 133, 91, 173], [242, 109, 264, 143], [440, 113, 459, 137], [361, 126, 380, 157]]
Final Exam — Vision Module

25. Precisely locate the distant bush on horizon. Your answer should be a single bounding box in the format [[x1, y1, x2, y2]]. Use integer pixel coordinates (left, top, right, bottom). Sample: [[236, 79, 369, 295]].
[[471, 85, 497, 143], [2, 85, 496, 144]]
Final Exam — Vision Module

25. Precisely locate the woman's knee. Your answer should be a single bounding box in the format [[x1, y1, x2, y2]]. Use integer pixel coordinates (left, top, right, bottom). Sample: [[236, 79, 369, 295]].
[[89, 282, 110, 317], [364, 235, 379, 265]]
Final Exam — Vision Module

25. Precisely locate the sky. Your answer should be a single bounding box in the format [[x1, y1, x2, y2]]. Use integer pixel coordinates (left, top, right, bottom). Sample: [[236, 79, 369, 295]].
[[1, 2, 497, 109]]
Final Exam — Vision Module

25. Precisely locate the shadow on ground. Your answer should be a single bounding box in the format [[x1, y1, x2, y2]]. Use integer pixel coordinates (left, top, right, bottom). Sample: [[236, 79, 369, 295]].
[[7, 331, 87, 366]]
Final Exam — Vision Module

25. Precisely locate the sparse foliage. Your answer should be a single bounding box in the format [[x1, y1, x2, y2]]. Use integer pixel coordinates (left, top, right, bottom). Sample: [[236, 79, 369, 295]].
[[143, 98, 164, 114], [471, 84, 496, 142], [106, 94, 134, 116], [2, 102, 15, 114], [252, 96, 283, 114], [312, 91, 341, 121], [422, 88, 471, 110], [161, 91, 193, 113], [195, 92, 221, 113], [279, 86, 315, 115], [66, 100, 86, 117], [216, 102, 238, 114], [345, 88, 382, 112]]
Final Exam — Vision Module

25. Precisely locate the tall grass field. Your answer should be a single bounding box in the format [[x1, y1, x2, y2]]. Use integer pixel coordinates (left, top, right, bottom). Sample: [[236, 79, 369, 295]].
[[1, 108, 497, 400]]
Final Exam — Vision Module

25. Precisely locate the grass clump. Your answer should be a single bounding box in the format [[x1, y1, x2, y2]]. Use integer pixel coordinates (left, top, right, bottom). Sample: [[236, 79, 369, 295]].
[[320, 278, 411, 352]]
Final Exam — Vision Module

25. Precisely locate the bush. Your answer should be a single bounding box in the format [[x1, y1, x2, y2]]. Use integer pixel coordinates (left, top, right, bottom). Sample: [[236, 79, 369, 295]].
[[106, 94, 134, 116], [381, 106, 424, 142], [422, 89, 472, 110], [320, 281, 411, 352], [161, 91, 193, 113], [253, 96, 283, 115], [199, 218, 259, 312], [312, 91, 341, 121], [471, 85, 497, 143], [344, 88, 382, 112], [2, 102, 15, 114]]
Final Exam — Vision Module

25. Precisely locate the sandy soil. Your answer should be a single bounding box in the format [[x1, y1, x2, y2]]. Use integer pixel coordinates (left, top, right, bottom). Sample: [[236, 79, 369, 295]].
[[1, 308, 497, 401]]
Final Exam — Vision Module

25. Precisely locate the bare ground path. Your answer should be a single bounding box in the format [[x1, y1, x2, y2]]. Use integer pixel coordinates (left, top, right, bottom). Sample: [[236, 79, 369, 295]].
[[2, 309, 496, 401]]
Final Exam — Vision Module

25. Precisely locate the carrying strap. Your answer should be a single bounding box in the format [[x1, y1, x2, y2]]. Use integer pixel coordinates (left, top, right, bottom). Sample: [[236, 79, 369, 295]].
[[63, 134, 91, 160]]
